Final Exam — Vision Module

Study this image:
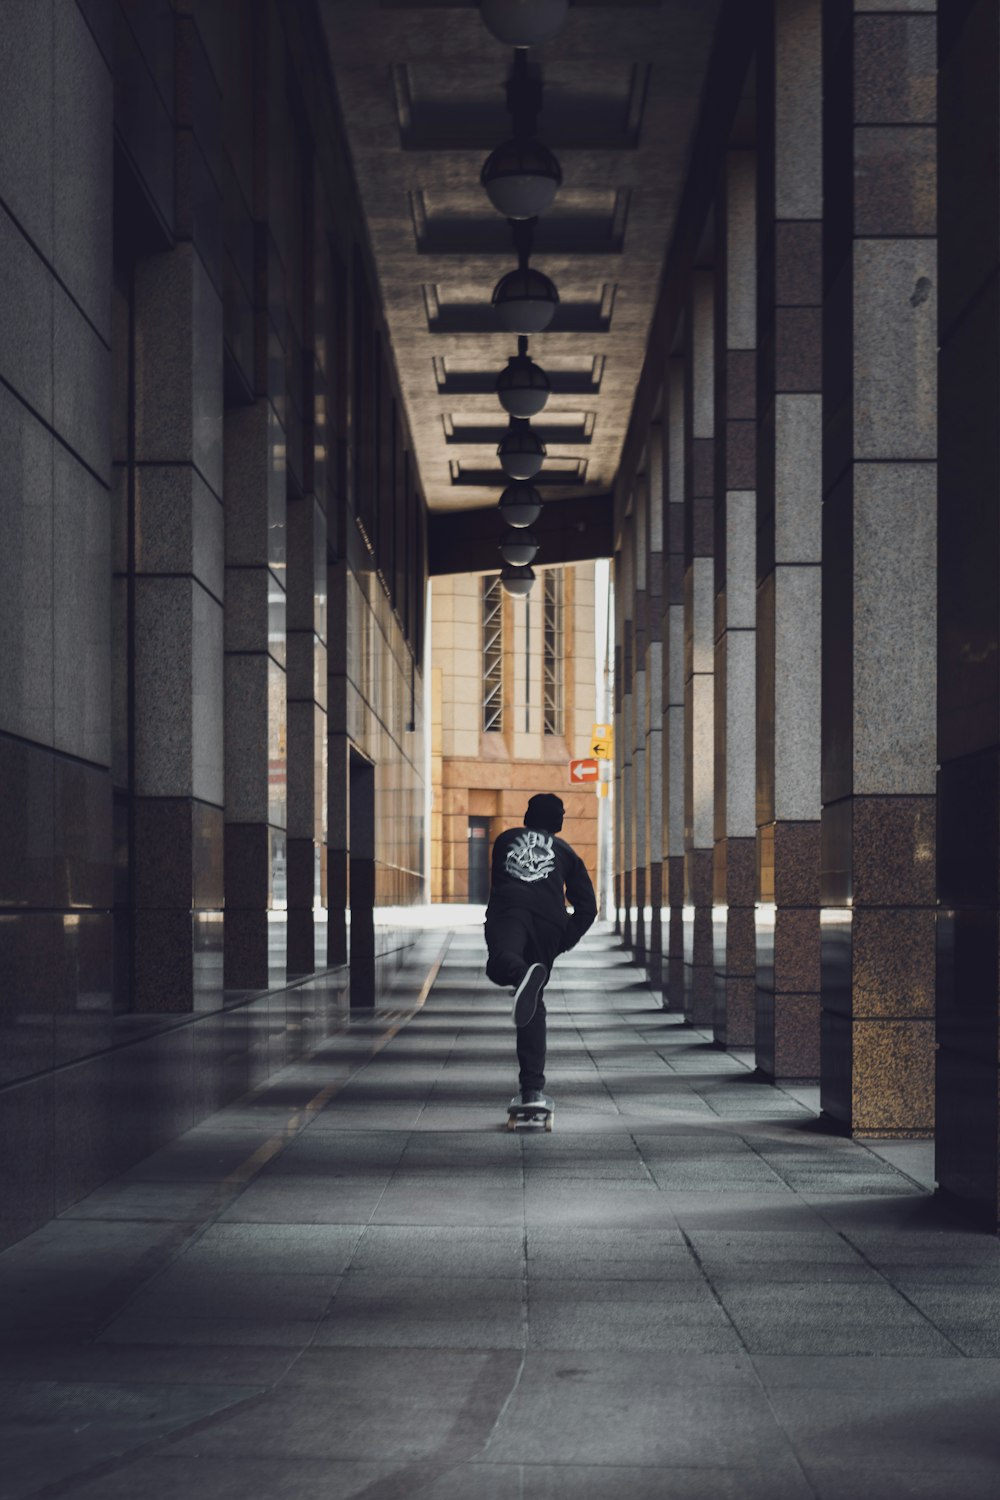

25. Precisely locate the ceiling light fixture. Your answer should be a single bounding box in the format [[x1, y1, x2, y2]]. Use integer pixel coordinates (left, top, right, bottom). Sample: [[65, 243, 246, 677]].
[[492, 264, 559, 334], [498, 418, 546, 480], [500, 562, 536, 597], [500, 527, 539, 567], [496, 336, 551, 417], [497, 482, 543, 528], [481, 137, 562, 220]]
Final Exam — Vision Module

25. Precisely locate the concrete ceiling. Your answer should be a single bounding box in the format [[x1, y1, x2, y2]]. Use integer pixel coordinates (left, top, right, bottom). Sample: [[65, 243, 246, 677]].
[[318, 0, 723, 516]]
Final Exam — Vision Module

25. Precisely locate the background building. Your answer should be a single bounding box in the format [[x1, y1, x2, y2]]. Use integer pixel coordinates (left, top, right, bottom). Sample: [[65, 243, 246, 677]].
[[430, 563, 599, 902]]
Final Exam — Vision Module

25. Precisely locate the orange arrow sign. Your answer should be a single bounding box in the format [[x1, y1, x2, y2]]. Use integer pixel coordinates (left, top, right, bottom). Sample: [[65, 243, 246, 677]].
[[569, 758, 600, 783]]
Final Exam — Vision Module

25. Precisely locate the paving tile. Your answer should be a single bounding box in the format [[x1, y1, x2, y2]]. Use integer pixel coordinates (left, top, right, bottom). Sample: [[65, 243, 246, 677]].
[[716, 1282, 958, 1356], [177, 1223, 364, 1274], [97, 1316, 322, 1348], [112, 1267, 340, 1322], [515, 1464, 814, 1498], [0, 1378, 261, 1499], [59, 1181, 225, 1222], [485, 1351, 793, 1467], [349, 1225, 526, 1278], [527, 1279, 738, 1353], [522, 1186, 676, 1229], [0, 1337, 295, 1387], [169, 1347, 524, 1460], [371, 1185, 525, 1226], [57, 1457, 523, 1500], [316, 1273, 525, 1348], [526, 1226, 700, 1281], [219, 1177, 390, 1225]]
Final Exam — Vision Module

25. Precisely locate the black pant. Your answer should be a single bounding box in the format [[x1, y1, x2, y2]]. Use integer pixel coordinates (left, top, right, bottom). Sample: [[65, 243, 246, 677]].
[[484, 906, 565, 1093]]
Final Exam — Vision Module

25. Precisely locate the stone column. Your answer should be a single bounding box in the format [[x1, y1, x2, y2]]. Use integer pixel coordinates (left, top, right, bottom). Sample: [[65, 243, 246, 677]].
[[617, 521, 635, 948], [327, 557, 349, 968], [286, 493, 327, 975], [820, 0, 937, 1134], [713, 149, 758, 1048], [754, 0, 823, 1079], [683, 272, 716, 1025], [132, 19, 225, 1008], [663, 358, 687, 1008], [223, 403, 286, 991], [286, 164, 330, 976], [612, 582, 623, 936], [631, 476, 649, 969], [937, 0, 1000, 1224], [646, 425, 665, 989], [222, 7, 290, 990]]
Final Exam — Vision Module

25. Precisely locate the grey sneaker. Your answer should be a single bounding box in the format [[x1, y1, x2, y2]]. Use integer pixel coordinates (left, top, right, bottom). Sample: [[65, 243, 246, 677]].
[[521, 1089, 549, 1107], [511, 963, 546, 1027]]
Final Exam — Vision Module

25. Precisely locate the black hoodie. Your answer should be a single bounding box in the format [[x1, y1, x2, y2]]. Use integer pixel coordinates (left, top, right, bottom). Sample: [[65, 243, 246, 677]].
[[487, 825, 597, 951]]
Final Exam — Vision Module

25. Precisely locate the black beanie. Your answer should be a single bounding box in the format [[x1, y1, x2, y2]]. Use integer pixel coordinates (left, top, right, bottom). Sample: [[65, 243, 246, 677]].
[[524, 793, 564, 833]]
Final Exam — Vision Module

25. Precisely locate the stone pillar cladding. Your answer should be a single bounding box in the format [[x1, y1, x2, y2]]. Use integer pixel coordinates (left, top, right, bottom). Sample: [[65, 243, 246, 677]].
[[713, 150, 758, 1048], [0, 0, 115, 1234], [327, 558, 349, 968], [754, 0, 824, 1080], [223, 6, 290, 991], [683, 274, 717, 1025], [631, 474, 650, 969], [645, 426, 666, 989], [285, 162, 329, 975], [132, 18, 225, 1010], [820, 1, 937, 1135], [618, 519, 635, 949], [937, 0, 1000, 1221], [612, 574, 623, 937], [663, 359, 688, 1008]]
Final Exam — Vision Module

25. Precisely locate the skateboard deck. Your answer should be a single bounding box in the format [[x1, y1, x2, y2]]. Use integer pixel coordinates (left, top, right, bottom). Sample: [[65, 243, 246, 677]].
[[506, 1099, 554, 1132]]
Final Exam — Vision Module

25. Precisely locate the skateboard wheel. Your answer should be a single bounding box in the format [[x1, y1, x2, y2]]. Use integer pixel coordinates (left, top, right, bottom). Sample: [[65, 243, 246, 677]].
[[506, 1116, 517, 1131], [545, 1116, 553, 1132]]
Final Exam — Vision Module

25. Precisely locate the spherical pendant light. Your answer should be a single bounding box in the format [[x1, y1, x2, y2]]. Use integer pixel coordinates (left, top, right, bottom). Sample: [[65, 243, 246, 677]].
[[481, 138, 562, 220], [496, 348, 550, 418], [492, 266, 559, 334], [500, 563, 536, 598], [500, 527, 539, 567], [481, 0, 568, 46], [498, 420, 546, 480], [498, 482, 543, 528]]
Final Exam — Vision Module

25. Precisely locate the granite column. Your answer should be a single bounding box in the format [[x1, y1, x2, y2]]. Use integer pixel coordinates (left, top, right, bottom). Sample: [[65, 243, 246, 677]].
[[820, 0, 937, 1134], [683, 272, 716, 1025], [631, 475, 649, 969], [754, 0, 824, 1079], [131, 17, 225, 1010], [663, 358, 687, 1008], [645, 425, 665, 989], [713, 149, 758, 1048]]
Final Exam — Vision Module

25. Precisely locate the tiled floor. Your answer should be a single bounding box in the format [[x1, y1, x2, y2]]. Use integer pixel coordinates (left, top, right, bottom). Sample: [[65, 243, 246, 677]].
[[2, 923, 999, 1499]]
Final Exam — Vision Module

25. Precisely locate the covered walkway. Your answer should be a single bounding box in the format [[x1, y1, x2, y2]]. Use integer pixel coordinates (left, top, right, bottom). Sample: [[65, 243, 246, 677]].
[[3, 925, 999, 1499]]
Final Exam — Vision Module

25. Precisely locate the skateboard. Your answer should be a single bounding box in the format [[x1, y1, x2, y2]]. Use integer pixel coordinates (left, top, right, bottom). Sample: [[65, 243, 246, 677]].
[[506, 1097, 554, 1132]]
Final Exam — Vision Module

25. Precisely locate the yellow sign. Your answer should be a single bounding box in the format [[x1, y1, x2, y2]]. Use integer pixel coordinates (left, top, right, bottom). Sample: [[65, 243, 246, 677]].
[[591, 722, 614, 760]]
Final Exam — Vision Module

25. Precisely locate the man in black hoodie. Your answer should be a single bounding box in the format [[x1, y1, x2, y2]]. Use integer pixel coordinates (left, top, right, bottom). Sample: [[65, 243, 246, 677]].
[[485, 792, 597, 1106]]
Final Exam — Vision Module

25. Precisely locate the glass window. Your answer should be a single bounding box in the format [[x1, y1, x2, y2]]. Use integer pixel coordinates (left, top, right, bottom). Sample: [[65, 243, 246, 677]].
[[543, 569, 564, 735], [482, 575, 504, 732]]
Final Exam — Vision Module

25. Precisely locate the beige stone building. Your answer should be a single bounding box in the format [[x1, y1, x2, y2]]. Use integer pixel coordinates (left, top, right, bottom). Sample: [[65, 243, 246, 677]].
[[431, 565, 599, 903]]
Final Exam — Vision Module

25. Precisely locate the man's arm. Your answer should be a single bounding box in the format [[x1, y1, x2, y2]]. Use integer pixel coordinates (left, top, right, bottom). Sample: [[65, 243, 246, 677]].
[[562, 853, 597, 951]]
